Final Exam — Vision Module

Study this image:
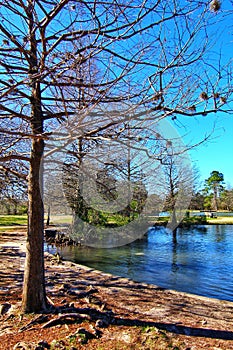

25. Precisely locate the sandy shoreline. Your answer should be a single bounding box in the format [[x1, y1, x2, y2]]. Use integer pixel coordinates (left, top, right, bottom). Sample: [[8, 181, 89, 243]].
[[1, 229, 233, 348]]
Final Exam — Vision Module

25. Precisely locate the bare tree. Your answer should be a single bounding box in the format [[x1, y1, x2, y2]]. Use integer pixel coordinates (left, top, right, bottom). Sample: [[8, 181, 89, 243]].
[[0, 0, 232, 312], [161, 148, 194, 227], [220, 187, 233, 211]]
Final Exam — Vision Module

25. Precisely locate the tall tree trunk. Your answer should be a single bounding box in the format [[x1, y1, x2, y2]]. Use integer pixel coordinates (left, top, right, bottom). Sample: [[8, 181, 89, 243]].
[[21, 4, 48, 312], [213, 186, 218, 211], [21, 138, 48, 313], [171, 208, 177, 227]]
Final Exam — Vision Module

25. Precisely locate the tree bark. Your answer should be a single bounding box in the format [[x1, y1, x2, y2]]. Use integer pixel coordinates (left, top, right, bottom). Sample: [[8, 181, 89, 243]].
[[21, 4, 48, 312], [213, 187, 218, 211], [22, 137, 48, 313]]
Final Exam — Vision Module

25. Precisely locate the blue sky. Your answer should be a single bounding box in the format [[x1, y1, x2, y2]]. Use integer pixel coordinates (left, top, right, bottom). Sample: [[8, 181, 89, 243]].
[[191, 113, 233, 188], [173, 111, 233, 189], [174, 1, 233, 190]]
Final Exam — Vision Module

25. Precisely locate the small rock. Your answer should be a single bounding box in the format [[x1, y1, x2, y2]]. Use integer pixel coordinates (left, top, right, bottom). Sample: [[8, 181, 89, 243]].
[[121, 333, 131, 343]]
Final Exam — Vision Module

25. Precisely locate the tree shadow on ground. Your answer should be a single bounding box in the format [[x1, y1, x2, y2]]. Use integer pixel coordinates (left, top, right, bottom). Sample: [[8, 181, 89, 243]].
[[56, 304, 233, 341], [114, 317, 233, 340]]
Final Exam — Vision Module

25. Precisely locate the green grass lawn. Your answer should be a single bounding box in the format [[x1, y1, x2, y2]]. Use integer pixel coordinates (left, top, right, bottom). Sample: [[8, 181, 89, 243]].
[[0, 214, 73, 227], [0, 215, 27, 226], [1, 213, 233, 228], [206, 216, 233, 224]]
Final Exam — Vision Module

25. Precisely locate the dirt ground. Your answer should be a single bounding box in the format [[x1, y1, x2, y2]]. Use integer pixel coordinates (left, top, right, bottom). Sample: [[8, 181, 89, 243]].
[[1, 229, 233, 349]]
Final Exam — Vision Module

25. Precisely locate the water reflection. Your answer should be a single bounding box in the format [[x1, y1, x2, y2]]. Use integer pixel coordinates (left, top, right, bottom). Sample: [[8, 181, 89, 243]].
[[171, 238, 179, 273], [50, 225, 233, 302], [214, 225, 226, 243]]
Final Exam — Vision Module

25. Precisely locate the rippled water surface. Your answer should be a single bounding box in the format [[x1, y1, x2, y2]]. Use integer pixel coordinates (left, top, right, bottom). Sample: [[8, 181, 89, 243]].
[[53, 225, 233, 301]]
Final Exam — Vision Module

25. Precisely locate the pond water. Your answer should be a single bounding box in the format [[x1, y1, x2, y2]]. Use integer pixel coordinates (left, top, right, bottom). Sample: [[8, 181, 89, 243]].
[[49, 225, 233, 302]]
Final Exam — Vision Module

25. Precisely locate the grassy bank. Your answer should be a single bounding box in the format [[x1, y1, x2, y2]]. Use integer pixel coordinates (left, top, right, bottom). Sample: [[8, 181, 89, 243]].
[[150, 215, 233, 226], [205, 216, 233, 224], [1, 214, 233, 230], [0, 215, 27, 226]]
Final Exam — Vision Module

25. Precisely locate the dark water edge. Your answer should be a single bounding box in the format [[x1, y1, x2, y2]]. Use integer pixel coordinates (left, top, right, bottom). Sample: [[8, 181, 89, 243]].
[[45, 224, 233, 302]]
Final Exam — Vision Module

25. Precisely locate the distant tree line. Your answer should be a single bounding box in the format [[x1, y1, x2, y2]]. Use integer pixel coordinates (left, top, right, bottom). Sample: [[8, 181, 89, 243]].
[[2, 164, 232, 217], [189, 171, 233, 211], [0, 168, 27, 214]]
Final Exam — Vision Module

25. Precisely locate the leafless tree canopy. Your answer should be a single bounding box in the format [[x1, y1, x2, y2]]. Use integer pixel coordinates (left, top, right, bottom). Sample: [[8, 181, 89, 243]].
[[0, 0, 232, 163], [0, 0, 232, 312]]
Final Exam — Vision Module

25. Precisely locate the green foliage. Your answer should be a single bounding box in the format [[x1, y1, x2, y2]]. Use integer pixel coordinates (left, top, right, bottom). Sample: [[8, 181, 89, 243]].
[[87, 208, 108, 226], [182, 215, 207, 225], [90, 211, 139, 227], [17, 204, 28, 215], [63, 155, 148, 228], [0, 199, 28, 215], [204, 171, 225, 211], [203, 194, 213, 210], [205, 170, 224, 188]]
